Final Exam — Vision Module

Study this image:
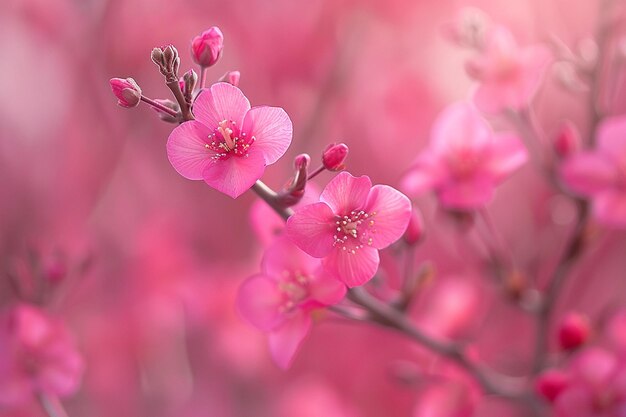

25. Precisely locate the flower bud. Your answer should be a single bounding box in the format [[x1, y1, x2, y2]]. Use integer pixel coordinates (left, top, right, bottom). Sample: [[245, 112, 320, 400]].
[[191, 27, 224, 67], [109, 77, 142, 108], [558, 312, 591, 350], [322, 143, 349, 171], [183, 69, 198, 95], [277, 154, 310, 207], [535, 370, 568, 402], [554, 121, 581, 159], [218, 70, 241, 87], [403, 208, 424, 245], [152, 45, 180, 81]]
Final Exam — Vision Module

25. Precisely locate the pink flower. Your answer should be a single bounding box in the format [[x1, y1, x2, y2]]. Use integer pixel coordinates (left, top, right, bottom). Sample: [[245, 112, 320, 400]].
[[109, 77, 141, 108], [466, 26, 551, 113], [167, 82, 293, 198], [0, 304, 83, 406], [401, 102, 528, 210], [236, 237, 346, 369], [286, 172, 412, 287], [560, 116, 626, 228], [191, 27, 224, 67]]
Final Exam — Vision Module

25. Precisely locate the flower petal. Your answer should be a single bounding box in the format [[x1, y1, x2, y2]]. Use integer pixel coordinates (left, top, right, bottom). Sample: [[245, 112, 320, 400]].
[[597, 116, 626, 168], [485, 133, 528, 181], [593, 190, 626, 228], [166, 121, 214, 180], [560, 152, 617, 196], [308, 270, 346, 306], [322, 246, 379, 287], [243, 106, 293, 165], [261, 237, 321, 277], [431, 102, 491, 155], [400, 152, 448, 196], [438, 175, 495, 209], [202, 151, 266, 198], [268, 310, 311, 370], [236, 274, 285, 331], [320, 172, 372, 215], [192, 82, 250, 128], [364, 185, 412, 249], [286, 202, 335, 258]]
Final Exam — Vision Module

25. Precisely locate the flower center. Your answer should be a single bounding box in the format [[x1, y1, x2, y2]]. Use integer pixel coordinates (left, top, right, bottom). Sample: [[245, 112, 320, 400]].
[[205, 120, 255, 160], [278, 271, 310, 313], [332, 210, 377, 254]]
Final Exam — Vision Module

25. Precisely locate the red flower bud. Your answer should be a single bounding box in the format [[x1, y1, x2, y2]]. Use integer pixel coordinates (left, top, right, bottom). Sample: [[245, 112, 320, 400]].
[[403, 208, 424, 245], [109, 77, 142, 108], [191, 27, 224, 67], [322, 143, 349, 171], [535, 370, 569, 402], [554, 121, 581, 159], [558, 312, 591, 350]]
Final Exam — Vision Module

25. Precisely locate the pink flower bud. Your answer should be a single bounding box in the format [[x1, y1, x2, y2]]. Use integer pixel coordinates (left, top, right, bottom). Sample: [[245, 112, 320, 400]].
[[109, 77, 142, 108], [403, 208, 424, 245], [191, 27, 224, 68], [535, 370, 569, 402], [558, 312, 591, 350], [294, 153, 311, 170], [322, 143, 349, 171], [554, 121, 581, 158], [218, 70, 241, 86]]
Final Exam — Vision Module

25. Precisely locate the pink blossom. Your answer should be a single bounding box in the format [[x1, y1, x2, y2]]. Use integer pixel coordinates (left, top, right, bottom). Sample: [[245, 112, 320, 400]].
[[109, 77, 141, 108], [560, 116, 626, 227], [558, 312, 591, 351], [286, 172, 412, 287], [466, 26, 551, 113], [167, 82, 293, 198], [191, 27, 224, 67], [0, 304, 83, 406], [236, 237, 346, 369], [401, 102, 528, 210]]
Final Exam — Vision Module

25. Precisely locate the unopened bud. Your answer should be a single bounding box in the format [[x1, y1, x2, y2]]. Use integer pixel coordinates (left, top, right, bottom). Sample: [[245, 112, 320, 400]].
[[294, 153, 311, 170], [535, 370, 568, 402], [403, 208, 424, 245], [558, 312, 591, 350], [152, 45, 180, 81], [218, 70, 241, 87], [191, 27, 224, 67], [553, 121, 581, 158], [109, 77, 142, 108], [183, 69, 198, 96], [277, 154, 310, 207], [152, 99, 180, 123], [322, 143, 349, 171], [151, 47, 164, 65]]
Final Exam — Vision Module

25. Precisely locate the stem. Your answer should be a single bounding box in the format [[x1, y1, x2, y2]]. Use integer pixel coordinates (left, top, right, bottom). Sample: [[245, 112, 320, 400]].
[[251, 181, 293, 220], [307, 165, 325, 180], [167, 80, 194, 121], [140, 96, 179, 117], [38, 393, 69, 417], [199, 66, 208, 90]]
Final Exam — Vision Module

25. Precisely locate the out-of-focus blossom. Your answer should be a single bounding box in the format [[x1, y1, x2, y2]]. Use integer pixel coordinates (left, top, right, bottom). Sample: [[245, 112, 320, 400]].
[[413, 381, 476, 417], [167, 82, 293, 198], [403, 207, 425, 245], [218, 71, 241, 87], [191, 27, 224, 68], [236, 237, 345, 369], [554, 121, 582, 159], [109, 77, 141, 108], [558, 312, 591, 351], [465, 26, 551, 113], [277, 378, 361, 417], [322, 143, 349, 172], [553, 347, 626, 417], [287, 172, 411, 287], [442, 7, 491, 49], [401, 102, 528, 210], [560, 116, 626, 227], [536, 370, 569, 403], [0, 304, 83, 406]]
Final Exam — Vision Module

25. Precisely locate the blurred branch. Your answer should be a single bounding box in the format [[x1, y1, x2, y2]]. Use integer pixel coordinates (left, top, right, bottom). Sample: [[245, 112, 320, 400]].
[[38, 393, 69, 417]]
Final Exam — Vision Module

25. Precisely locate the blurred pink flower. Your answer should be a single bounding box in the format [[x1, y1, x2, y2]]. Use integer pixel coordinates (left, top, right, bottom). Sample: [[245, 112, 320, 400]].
[[287, 172, 411, 287], [236, 237, 345, 369], [413, 381, 476, 417], [401, 102, 528, 210], [466, 26, 551, 113], [560, 116, 626, 227], [191, 27, 224, 68], [167, 82, 293, 198], [0, 304, 83, 406]]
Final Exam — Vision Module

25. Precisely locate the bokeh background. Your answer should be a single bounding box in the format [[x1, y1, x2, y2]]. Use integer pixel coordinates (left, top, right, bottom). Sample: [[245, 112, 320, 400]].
[[1, 0, 625, 416]]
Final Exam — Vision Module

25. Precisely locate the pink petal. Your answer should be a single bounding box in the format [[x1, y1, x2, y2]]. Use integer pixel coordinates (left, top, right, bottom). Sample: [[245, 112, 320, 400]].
[[261, 237, 321, 278], [322, 246, 379, 287], [320, 172, 372, 215], [438, 175, 495, 209], [236, 274, 285, 331], [401, 153, 448, 196], [192, 82, 250, 128], [485, 133, 528, 181], [166, 121, 213, 180], [268, 310, 311, 370], [202, 150, 266, 198], [593, 190, 626, 228], [364, 185, 412, 249], [597, 116, 626, 168], [560, 153, 617, 196], [431, 102, 491, 156], [243, 106, 293, 165], [286, 202, 336, 258], [309, 271, 346, 305]]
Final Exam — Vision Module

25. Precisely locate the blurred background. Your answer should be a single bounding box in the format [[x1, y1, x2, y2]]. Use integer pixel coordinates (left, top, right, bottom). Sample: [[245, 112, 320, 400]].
[[1, 0, 625, 416]]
